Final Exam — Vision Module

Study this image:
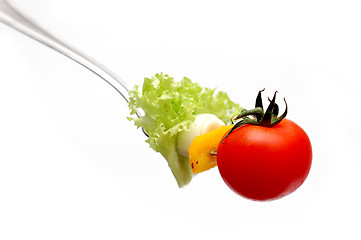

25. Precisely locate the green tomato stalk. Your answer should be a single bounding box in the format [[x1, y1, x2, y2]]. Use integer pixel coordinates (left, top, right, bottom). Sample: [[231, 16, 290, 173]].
[[221, 89, 288, 143]]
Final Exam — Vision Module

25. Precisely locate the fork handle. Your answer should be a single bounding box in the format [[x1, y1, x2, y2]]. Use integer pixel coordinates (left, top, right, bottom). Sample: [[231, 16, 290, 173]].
[[0, 1, 132, 107]]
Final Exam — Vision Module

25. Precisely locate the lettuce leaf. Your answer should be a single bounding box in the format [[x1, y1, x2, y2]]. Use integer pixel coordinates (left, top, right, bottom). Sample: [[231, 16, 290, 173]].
[[128, 73, 242, 187]]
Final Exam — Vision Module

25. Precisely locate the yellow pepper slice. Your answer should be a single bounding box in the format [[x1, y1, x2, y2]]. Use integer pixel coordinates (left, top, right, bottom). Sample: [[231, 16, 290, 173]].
[[189, 125, 233, 174]]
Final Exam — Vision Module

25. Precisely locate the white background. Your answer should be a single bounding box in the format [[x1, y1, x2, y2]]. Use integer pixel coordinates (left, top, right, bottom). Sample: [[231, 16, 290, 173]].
[[0, 0, 360, 239]]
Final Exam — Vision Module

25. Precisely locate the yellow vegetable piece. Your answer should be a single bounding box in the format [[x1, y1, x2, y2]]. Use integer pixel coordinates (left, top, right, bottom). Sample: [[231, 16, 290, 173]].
[[189, 125, 233, 174]]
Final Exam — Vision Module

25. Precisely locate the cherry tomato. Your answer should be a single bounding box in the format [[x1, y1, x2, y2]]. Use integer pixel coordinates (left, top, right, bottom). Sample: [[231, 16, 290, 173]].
[[217, 118, 312, 201]]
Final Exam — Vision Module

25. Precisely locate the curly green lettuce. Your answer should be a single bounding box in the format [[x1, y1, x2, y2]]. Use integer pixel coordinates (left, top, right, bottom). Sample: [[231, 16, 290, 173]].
[[128, 73, 242, 187]]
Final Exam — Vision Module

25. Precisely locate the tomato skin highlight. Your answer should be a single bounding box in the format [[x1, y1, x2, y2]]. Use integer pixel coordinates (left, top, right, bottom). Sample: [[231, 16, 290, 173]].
[[217, 118, 312, 201]]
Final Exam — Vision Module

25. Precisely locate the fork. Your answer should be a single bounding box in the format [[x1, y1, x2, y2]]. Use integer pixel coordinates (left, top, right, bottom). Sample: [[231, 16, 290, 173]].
[[0, 0, 141, 119]]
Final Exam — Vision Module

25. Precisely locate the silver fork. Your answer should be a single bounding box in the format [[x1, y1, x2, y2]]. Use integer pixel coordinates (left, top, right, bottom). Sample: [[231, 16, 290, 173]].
[[0, 0, 142, 118]]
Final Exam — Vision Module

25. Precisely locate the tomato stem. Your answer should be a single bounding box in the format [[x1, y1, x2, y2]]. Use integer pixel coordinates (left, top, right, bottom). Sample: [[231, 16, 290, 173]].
[[221, 89, 288, 143]]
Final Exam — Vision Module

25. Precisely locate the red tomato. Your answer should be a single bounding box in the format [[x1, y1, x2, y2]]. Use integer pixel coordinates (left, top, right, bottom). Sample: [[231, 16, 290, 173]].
[[217, 118, 312, 201]]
